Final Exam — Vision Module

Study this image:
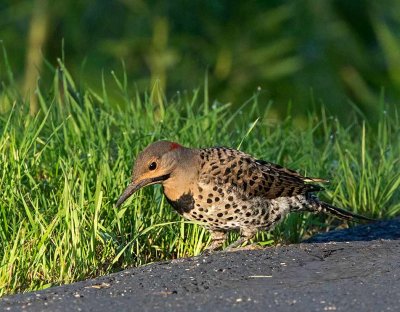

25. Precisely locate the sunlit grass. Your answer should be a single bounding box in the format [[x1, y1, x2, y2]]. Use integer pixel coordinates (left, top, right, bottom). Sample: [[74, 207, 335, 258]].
[[0, 65, 399, 296]]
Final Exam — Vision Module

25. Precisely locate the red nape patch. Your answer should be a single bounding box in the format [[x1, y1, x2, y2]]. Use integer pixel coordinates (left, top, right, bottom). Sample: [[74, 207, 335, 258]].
[[170, 142, 182, 150]]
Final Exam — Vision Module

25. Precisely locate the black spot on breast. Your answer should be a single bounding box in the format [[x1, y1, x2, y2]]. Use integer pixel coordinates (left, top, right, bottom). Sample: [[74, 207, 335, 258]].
[[261, 208, 267, 215], [165, 192, 195, 214]]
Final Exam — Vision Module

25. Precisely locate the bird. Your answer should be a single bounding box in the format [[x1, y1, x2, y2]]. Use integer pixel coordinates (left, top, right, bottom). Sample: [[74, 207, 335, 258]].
[[116, 140, 373, 252]]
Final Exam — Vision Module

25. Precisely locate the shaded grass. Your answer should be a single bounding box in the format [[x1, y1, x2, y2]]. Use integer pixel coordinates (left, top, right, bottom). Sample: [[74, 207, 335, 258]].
[[0, 65, 399, 296]]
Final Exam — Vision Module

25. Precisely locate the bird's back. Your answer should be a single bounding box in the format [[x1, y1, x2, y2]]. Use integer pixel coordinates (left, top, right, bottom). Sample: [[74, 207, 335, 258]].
[[197, 146, 323, 201]]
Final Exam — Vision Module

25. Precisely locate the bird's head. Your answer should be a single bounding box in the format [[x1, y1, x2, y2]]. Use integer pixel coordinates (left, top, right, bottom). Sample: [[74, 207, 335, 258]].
[[116, 140, 185, 207]]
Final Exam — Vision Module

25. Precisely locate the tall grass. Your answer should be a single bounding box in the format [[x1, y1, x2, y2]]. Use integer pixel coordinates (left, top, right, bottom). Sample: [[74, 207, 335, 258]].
[[0, 65, 399, 296]]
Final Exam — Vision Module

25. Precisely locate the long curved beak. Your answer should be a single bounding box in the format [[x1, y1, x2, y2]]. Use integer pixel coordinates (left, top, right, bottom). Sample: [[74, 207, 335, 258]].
[[116, 174, 170, 207], [116, 180, 147, 207]]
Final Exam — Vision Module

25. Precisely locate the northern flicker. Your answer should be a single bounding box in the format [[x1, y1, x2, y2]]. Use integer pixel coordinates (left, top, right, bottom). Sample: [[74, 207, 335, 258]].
[[116, 141, 372, 251]]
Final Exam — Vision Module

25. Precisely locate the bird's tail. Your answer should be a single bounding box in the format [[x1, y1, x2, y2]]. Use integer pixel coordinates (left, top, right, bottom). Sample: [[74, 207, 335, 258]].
[[311, 198, 375, 222]]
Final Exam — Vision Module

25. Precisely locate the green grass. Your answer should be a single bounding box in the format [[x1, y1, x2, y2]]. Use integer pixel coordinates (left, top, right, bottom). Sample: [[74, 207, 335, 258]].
[[0, 65, 399, 297]]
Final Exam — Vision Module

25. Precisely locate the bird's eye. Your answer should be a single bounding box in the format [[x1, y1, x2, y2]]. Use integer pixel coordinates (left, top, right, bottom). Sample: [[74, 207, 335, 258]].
[[148, 162, 157, 171]]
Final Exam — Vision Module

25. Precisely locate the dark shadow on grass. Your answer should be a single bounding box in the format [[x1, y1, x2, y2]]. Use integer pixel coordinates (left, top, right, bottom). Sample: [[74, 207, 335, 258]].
[[305, 217, 400, 243]]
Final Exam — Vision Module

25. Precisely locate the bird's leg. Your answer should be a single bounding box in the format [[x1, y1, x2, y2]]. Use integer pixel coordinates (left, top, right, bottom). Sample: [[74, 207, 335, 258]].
[[203, 230, 227, 253], [225, 228, 258, 251]]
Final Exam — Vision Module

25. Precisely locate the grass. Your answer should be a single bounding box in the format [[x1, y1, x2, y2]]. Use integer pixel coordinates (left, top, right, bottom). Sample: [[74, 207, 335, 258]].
[[0, 64, 399, 297]]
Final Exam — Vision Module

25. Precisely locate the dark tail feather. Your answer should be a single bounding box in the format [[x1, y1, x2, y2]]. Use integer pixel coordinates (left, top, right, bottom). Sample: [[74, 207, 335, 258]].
[[313, 200, 375, 222]]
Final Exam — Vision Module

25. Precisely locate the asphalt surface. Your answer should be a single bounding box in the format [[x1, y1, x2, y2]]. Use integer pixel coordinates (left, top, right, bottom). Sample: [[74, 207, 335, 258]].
[[1, 217, 399, 312]]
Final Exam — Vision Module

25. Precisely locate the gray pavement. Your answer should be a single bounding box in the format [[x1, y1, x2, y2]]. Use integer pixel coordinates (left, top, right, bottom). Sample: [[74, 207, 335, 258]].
[[1, 218, 399, 312]]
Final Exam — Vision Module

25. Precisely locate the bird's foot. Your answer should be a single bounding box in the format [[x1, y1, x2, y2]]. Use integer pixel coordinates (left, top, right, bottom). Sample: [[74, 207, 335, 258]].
[[201, 244, 223, 256], [200, 249, 214, 256], [223, 237, 248, 252], [201, 241, 223, 255], [201, 231, 227, 255], [223, 233, 261, 252]]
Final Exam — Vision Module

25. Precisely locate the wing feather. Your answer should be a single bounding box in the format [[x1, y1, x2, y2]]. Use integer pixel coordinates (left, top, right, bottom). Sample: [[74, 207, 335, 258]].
[[198, 147, 327, 200]]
